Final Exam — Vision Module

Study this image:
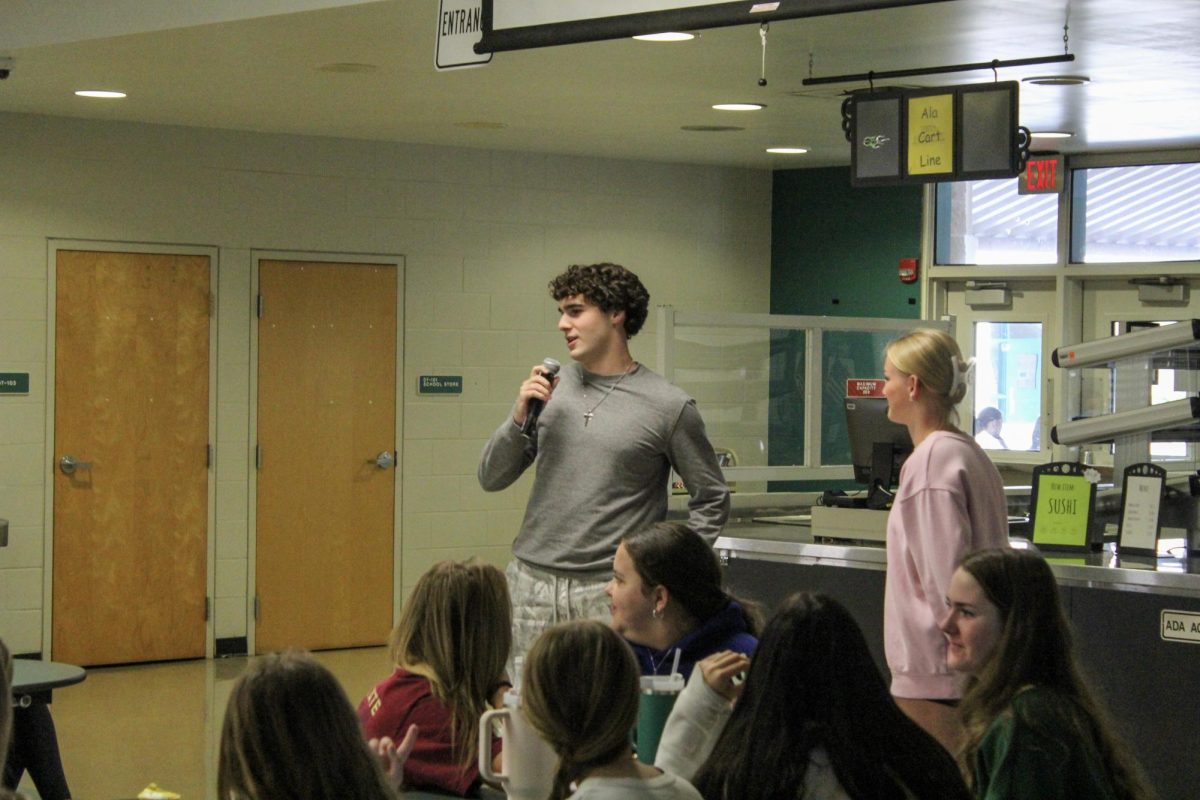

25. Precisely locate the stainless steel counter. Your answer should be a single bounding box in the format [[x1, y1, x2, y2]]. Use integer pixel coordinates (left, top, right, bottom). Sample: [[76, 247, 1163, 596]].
[[717, 521, 1200, 598]]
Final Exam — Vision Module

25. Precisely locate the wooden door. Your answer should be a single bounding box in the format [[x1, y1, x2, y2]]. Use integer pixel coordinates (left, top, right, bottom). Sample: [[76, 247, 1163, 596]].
[[255, 260, 396, 653], [53, 250, 210, 666]]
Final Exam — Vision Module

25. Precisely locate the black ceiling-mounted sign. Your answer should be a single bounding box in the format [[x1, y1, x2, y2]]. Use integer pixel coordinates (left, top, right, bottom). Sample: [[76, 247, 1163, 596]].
[[476, 0, 952, 53], [847, 80, 1028, 187]]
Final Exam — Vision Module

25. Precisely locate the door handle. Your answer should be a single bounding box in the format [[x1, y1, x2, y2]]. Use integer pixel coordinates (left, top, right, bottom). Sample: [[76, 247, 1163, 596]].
[[59, 455, 94, 476], [367, 451, 395, 469]]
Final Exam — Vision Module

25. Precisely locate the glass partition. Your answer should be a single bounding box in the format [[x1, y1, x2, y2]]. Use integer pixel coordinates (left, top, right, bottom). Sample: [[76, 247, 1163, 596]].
[[658, 309, 947, 492]]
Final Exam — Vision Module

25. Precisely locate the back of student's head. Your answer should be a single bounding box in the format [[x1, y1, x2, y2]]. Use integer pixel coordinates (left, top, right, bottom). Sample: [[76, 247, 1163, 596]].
[[390, 560, 511, 765], [0, 637, 12, 783], [522, 620, 640, 800], [975, 406, 1002, 431], [218, 650, 393, 800], [693, 593, 970, 800], [622, 522, 760, 634], [886, 328, 968, 426]]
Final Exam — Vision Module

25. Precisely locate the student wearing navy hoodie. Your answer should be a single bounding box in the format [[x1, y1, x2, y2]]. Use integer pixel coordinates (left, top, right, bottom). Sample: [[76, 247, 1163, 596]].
[[607, 523, 759, 679]]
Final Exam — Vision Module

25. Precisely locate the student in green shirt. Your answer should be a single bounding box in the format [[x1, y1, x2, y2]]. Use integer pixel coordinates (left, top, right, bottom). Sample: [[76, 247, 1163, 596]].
[[940, 549, 1154, 800]]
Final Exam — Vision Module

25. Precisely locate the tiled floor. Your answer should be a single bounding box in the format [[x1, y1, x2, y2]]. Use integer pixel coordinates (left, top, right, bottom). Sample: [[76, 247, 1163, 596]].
[[15, 647, 391, 800]]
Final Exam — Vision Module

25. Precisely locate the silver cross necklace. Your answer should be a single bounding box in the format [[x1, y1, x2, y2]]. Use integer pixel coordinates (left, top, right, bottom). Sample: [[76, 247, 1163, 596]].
[[581, 362, 635, 427]]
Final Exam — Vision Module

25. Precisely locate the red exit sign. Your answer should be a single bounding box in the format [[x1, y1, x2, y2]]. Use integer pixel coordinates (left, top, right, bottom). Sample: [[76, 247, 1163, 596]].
[[1018, 155, 1065, 195]]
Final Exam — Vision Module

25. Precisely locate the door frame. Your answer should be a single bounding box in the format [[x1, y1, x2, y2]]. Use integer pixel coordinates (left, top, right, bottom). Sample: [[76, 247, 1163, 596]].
[[248, 249, 405, 655], [44, 239, 220, 660]]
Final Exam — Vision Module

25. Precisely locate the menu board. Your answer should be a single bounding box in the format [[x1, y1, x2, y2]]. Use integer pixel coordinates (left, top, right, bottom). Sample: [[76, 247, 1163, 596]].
[[1030, 461, 1099, 552], [1118, 463, 1166, 556]]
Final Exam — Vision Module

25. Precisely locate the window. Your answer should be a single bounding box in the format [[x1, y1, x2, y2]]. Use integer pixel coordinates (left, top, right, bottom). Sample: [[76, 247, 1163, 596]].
[[1071, 162, 1200, 263], [935, 179, 1058, 265], [972, 321, 1042, 451]]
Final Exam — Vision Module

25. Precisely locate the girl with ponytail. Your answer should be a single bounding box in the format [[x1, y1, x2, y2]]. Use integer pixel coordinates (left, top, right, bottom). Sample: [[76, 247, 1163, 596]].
[[880, 328, 1010, 753], [522, 620, 702, 800]]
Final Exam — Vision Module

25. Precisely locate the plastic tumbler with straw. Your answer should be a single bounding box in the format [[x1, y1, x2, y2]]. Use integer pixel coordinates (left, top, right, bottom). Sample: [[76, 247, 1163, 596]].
[[635, 649, 685, 763]]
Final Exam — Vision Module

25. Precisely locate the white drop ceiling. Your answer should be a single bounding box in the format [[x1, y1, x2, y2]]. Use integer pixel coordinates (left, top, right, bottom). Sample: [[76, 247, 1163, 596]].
[[1, 0, 1198, 169]]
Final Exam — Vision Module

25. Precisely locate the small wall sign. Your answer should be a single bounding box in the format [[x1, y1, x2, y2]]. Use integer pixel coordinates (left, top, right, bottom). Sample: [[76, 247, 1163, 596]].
[[418, 375, 463, 395], [1161, 610, 1200, 644], [0, 373, 30, 395]]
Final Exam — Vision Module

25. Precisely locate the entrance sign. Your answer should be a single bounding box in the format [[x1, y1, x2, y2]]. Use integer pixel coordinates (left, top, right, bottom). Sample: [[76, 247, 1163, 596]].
[[437, 0, 491, 70]]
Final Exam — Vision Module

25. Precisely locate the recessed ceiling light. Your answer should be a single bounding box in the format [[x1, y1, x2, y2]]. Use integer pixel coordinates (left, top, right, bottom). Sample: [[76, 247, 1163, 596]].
[[1023, 74, 1090, 86], [74, 90, 126, 99], [712, 103, 765, 111], [1031, 131, 1074, 139], [633, 32, 695, 42], [767, 147, 809, 154], [317, 62, 378, 73]]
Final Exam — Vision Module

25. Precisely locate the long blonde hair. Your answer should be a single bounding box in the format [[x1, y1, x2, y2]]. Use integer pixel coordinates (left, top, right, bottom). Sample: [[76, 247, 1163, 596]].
[[886, 327, 968, 428], [389, 560, 511, 771], [522, 621, 641, 800], [218, 651, 394, 800]]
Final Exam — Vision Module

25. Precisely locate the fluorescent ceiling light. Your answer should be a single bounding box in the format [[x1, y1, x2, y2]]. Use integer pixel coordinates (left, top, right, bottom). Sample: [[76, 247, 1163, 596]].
[[75, 90, 126, 99], [1023, 74, 1090, 86], [1031, 130, 1073, 139], [767, 147, 808, 154], [633, 32, 695, 41], [713, 103, 764, 111]]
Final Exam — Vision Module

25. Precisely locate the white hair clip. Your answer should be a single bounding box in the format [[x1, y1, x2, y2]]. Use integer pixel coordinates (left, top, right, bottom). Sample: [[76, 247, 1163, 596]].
[[950, 355, 976, 396]]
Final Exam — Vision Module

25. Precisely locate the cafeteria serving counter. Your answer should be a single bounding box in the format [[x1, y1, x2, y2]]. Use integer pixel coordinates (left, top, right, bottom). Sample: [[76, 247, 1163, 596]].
[[714, 519, 1200, 800]]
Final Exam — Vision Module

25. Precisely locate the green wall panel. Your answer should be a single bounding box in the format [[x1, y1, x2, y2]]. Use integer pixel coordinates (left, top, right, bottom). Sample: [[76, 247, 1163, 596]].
[[769, 167, 923, 491], [771, 167, 923, 317]]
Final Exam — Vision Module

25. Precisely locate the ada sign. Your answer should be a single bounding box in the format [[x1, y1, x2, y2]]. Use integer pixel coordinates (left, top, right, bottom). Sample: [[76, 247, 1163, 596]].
[[436, 0, 491, 71], [1161, 609, 1200, 644]]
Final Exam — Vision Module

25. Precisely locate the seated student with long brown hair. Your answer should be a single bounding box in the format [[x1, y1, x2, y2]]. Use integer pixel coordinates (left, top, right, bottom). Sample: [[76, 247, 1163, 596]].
[[523, 620, 702, 800], [359, 560, 512, 797], [218, 650, 416, 800], [658, 593, 972, 800], [941, 549, 1154, 800], [1, 638, 18, 800], [608, 523, 758, 680]]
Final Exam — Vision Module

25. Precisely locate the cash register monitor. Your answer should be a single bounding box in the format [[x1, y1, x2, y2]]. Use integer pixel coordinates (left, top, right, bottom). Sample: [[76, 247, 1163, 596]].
[[845, 396, 913, 488]]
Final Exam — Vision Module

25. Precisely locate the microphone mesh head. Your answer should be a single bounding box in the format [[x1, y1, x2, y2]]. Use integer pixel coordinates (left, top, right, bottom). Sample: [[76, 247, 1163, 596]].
[[541, 357, 562, 377]]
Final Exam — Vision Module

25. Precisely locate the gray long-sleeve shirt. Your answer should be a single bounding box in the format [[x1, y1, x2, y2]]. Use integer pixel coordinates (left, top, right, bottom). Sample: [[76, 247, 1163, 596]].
[[478, 363, 730, 572]]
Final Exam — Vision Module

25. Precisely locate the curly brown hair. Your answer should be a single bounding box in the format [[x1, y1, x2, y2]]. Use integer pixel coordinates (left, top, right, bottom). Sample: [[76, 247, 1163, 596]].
[[548, 263, 650, 338]]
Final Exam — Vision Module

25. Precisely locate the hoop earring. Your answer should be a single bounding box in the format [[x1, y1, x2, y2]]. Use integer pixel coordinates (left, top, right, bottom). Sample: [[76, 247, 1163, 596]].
[[651, 608, 662, 619]]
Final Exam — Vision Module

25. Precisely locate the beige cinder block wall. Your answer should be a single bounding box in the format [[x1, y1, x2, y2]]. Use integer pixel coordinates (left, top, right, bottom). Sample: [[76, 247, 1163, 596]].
[[0, 111, 771, 654]]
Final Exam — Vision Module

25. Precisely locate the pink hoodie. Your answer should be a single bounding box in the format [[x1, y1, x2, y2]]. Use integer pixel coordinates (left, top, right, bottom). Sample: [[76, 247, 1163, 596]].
[[884, 430, 1010, 699]]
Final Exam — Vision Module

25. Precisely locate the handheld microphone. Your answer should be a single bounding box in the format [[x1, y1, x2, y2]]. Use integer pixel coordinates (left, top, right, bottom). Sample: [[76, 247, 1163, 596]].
[[521, 357, 561, 436]]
